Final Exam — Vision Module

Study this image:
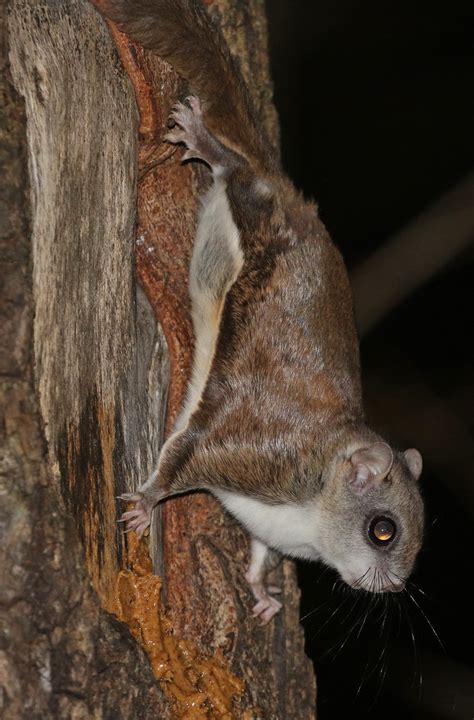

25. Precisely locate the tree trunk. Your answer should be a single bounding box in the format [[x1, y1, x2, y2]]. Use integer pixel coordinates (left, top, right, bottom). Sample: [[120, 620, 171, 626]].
[[1, 0, 316, 717]]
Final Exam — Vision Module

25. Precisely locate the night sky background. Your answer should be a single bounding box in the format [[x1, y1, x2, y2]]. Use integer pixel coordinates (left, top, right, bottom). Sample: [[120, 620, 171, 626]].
[[265, 1, 474, 718]]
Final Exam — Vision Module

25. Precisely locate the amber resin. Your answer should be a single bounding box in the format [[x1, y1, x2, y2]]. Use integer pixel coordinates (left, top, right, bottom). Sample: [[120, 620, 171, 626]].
[[115, 532, 245, 719]]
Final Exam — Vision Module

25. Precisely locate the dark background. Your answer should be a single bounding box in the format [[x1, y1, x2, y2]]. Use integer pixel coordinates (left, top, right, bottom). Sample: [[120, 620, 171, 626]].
[[265, 1, 474, 718]]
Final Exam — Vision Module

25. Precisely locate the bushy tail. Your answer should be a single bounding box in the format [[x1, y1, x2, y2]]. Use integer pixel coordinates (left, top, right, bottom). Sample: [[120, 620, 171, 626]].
[[101, 0, 276, 170]]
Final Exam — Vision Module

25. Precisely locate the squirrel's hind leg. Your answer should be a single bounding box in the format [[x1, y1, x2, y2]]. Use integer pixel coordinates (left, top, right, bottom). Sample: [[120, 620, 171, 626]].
[[172, 98, 246, 432], [165, 95, 243, 172]]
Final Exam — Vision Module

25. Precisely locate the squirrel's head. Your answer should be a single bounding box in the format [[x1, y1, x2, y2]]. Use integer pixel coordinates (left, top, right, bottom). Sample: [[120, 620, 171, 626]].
[[315, 442, 424, 592]]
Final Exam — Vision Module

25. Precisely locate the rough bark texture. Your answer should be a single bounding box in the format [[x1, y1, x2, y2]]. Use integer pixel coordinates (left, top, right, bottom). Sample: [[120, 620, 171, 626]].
[[1, 1, 171, 717], [1, 0, 316, 717]]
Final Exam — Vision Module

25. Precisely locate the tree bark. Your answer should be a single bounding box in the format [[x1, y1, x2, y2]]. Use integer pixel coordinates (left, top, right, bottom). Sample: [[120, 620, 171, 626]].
[[1, 0, 316, 717]]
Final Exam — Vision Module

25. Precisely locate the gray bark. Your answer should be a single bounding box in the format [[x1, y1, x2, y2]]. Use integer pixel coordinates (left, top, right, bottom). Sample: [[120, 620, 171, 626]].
[[2, 1, 169, 717]]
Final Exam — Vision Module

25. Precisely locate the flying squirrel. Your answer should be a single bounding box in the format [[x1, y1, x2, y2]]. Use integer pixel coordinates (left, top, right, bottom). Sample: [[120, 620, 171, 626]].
[[101, 0, 424, 623]]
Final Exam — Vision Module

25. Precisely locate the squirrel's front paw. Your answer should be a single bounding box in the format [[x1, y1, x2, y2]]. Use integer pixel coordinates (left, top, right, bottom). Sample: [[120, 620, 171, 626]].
[[117, 492, 154, 538], [245, 573, 283, 624], [251, 593, 282, 624]]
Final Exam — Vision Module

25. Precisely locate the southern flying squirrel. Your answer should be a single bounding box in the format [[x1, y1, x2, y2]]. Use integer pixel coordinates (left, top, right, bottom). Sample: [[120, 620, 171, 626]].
[[102, 0, 424, 624]]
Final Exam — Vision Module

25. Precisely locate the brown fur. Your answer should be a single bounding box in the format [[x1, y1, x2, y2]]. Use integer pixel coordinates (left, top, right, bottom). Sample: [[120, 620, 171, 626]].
[[100, 0, 277, 170], [156, 168, 364, 502], [106, 1, 424, 589]]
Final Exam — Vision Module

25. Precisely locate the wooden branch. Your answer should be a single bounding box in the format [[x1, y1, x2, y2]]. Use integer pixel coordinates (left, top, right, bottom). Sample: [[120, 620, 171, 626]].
[[352, 173, 474, 335]]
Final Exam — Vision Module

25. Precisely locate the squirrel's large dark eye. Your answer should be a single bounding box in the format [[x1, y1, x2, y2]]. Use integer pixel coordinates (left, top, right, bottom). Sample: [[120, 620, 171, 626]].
[[368, 516, 397, 546]]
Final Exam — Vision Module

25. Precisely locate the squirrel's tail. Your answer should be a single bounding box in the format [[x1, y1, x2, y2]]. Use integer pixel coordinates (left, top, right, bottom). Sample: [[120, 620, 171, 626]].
[[101, 0, 276, 170]]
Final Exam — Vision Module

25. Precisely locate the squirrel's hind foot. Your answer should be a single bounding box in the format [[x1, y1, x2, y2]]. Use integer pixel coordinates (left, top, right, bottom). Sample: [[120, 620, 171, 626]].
[[165, 95, 242, 171]]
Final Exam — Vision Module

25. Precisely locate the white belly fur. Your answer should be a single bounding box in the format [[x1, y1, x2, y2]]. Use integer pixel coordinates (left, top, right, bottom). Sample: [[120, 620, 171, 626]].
[[174, 179, 244, 432], [213, 489, 322, 561]]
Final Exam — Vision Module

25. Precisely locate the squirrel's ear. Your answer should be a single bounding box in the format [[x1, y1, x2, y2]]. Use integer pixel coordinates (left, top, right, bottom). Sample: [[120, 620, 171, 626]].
[[349, 442, 393, 494], [404, 448, 423, 481]]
